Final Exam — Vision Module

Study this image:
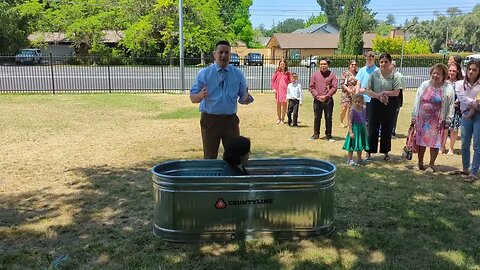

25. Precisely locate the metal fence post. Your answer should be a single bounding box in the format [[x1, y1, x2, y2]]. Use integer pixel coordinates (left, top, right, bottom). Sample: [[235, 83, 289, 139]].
[[161, 58, 165, 93], [261, 55, 264, 93], [49, 52, 55, 94], [107, 57, 112, 94]]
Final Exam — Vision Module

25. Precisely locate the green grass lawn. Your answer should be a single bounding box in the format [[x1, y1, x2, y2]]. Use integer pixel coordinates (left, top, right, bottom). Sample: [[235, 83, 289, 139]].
[[0, 91, 479, 270]]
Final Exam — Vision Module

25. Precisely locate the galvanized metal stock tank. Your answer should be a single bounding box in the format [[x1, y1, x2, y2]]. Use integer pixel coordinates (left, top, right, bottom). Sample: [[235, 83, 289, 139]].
[[151, 158, 336, 242]]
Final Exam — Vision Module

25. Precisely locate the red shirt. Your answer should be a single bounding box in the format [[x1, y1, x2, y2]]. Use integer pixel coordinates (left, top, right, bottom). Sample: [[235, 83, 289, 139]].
[[309, 70, 338, 101]]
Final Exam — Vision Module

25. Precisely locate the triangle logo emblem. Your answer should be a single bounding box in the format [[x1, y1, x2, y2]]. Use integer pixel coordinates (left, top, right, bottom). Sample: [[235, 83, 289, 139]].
[[215, 198, 227, 209]]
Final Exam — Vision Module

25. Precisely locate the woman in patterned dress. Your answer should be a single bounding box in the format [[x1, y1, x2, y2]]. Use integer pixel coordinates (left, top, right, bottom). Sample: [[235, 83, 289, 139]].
[[411, 63, 455, 172], [440, 62, 463, 155], [339, 60, 358, 127], [271, 60, 292, 124]]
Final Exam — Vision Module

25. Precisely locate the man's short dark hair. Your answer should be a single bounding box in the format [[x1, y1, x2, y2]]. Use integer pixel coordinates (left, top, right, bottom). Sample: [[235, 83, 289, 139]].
[[320, 57, 331, 65], [215, 40, 231, 50]]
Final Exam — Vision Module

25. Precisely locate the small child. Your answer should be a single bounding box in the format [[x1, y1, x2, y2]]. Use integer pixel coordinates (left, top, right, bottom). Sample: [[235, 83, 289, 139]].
[[286, 73, 303, 127], [222, 136, 251, 176], [342, 94, 370, 166]]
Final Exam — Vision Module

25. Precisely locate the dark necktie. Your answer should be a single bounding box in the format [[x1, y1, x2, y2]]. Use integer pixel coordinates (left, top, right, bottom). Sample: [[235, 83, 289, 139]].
[[219, 69, 227, 88]]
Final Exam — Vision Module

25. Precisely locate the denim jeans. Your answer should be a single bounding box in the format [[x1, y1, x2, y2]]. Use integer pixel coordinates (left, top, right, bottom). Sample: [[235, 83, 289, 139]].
[[461, 111, 480, 175]]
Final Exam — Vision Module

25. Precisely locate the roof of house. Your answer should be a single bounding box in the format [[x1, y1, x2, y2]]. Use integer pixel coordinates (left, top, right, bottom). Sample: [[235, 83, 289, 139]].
[[293, 23, 339, 34], [267, 33, 376, 49], [28, 30, 124, 44]]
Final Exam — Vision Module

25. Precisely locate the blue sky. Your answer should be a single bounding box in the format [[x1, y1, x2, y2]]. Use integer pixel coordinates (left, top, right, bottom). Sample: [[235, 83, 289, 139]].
[[249, 0, 477, 28]]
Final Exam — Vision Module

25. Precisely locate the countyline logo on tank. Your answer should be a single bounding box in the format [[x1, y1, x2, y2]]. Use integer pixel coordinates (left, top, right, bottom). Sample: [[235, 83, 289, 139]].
[[215, 198, 274, 209]]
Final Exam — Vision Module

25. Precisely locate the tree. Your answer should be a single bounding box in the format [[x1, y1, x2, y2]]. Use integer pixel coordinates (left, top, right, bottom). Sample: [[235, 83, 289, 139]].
[[274, 18, 305, 33], [338, 0, 364, 54], [446, 7, 462, 17], [316, 0, 374, 30], [305, 12, 328, 27], [385, 14, 396, 25], [0, 2, 29, 53], [372, 36, 403, 54]]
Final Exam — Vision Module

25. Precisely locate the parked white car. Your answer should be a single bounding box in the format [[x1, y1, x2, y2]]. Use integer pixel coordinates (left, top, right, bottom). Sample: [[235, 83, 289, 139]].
[[301, 55, 318, 68], [463, 54, 480, 66]]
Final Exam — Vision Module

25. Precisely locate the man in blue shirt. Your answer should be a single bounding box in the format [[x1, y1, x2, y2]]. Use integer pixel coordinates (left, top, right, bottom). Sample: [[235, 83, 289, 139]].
[[356, 51, 378, 122], [190, 40, 253, 159]]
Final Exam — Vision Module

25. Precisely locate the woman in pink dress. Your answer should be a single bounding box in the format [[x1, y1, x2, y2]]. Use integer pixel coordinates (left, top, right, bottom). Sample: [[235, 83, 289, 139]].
[[411, 63, 454, 172], [272, 60, 291, 124]]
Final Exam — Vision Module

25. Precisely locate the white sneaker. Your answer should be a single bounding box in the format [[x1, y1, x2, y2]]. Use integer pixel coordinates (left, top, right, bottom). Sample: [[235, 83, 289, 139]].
[[328, 138, 336, 142], [348, 160, 358, 166]]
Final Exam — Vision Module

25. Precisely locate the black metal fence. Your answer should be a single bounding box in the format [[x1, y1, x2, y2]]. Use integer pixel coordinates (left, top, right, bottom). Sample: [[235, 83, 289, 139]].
[[0, 54, 448, 94]]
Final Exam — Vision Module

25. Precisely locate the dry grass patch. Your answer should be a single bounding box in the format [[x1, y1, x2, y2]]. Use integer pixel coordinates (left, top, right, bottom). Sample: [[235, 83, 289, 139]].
[[1, 91, 479, 269]]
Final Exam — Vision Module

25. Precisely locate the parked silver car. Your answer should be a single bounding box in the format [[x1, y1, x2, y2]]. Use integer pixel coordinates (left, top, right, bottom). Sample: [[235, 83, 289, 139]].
[[15, 49, 43, 65], [463, 54, 480, 66]]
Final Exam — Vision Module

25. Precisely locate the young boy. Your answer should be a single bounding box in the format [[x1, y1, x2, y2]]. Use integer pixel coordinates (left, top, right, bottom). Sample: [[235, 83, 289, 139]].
[[286, 73, 303, 127]]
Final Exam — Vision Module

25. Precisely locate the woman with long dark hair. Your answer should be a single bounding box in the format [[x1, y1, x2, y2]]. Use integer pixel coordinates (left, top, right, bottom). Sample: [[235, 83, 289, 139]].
[[271, 59, 291, 124], [441, 62, 464, 155], [456, 60, 480, 182], [364, 53, 402, 161]]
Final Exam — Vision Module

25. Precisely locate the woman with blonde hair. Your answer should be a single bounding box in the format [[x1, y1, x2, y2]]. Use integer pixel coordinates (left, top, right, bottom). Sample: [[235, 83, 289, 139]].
[[271, 59, 292, 124]]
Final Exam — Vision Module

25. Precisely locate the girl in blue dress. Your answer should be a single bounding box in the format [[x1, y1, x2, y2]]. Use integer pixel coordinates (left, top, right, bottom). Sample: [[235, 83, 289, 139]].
[[343, 94, 370, 165]]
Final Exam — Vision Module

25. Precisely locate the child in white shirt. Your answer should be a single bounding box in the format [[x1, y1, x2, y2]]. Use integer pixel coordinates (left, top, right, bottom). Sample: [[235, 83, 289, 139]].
[[286, 73, 303, 126]]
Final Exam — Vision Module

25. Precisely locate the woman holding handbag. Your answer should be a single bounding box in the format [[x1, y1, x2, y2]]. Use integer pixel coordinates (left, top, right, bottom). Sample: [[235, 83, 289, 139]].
[[411, 63, 454, 172]]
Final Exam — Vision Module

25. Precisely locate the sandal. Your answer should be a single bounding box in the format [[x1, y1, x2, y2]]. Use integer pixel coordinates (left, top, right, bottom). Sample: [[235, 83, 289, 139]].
[[464, 174, 478, 183]]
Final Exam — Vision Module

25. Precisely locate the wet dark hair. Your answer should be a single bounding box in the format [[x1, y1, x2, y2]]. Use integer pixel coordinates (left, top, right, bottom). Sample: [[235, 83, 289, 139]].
[[223, 136, 250, 165], [320, 57, 331, 65], [378, 53, 392, 62], [215, 40, 231, 50], [464, 60, 480, 86], [448, 62, 463, 81]]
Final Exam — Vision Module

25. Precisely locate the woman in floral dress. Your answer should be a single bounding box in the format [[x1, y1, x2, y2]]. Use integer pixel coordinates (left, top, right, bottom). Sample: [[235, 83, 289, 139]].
[[411, 63, 454, 172], [271, 59, 292, 124], [339, 60, 358, 127]]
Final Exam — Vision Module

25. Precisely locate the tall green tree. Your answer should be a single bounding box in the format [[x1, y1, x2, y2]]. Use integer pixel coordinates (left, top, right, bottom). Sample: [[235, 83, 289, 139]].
[[0, 2, 29, 53], [274, 18, 305, 33], [338, 0, 364, 54], [316, 0, 374, 31]]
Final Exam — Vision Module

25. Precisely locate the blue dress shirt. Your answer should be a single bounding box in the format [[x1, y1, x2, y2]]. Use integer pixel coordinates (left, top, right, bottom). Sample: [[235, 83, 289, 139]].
[[355, 65, 378, 103], [190, 63, 249, 115]]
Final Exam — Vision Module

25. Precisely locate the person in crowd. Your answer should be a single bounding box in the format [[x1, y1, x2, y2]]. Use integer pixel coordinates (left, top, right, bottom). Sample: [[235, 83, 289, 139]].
[[364, 53, 402, 161], [356, 51, 379, 123], [309, 57, 338, 142], [411, 63, 454, 172], [271, 59, 292, 124], [449, 55, 465, 76], [222, 136, 251, 176], [340, 60, 358, 128], [390, 60, 405, 137], [342, 94, 369, 166], [441, 62, 464, 155], [455, 60, 480, 182], [286, 72, 303, 127], [190, 40, 253, 159]]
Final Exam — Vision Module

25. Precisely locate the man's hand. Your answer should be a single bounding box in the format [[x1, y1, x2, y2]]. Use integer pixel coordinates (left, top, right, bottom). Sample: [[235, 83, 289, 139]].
[[190, 84, 207, 103], [242, 87, 250, 103]]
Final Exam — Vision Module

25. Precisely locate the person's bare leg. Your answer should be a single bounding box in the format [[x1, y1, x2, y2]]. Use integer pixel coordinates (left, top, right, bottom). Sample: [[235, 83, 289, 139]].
[[417, 146, 426, 170], [441, 130, 448, 154], [448, 130, 458, 155], [281, 102, 288, 123], [276, 103, 281, 123], [340, 106, 347, 127], [428, 148, 439, 171]]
